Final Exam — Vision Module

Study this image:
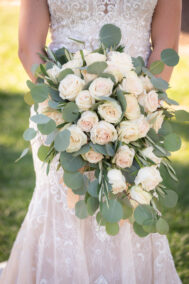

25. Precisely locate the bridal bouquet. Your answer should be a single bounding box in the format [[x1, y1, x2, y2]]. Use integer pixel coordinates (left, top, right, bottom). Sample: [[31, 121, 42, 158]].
[[20, 24, 189, 237]]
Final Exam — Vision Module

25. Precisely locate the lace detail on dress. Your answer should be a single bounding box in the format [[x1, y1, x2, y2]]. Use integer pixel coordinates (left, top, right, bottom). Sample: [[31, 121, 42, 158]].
[[47, 0, 158, 63]]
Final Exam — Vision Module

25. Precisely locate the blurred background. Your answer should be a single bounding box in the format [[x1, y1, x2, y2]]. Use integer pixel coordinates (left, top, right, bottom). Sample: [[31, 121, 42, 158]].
[[0, 0, 189, 282]]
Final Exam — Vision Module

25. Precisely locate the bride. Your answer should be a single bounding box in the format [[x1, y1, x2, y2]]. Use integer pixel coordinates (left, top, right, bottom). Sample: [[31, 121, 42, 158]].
[[0, 0, 182, 283]]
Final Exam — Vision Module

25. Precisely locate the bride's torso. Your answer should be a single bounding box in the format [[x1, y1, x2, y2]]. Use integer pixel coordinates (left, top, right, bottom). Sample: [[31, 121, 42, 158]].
[[47, 0, 158, 63]]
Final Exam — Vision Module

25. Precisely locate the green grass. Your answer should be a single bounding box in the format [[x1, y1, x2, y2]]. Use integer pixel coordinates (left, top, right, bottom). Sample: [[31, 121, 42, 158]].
[[0, 5, 189, 283]]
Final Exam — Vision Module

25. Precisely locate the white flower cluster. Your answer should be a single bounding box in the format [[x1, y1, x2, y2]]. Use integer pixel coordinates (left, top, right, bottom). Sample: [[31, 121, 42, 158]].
[[46, 50, 164, 202]]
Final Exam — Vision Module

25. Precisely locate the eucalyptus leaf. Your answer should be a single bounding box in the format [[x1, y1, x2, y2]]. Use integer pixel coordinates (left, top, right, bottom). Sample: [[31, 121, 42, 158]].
[[88, 179, 99, 198], [105, 222, 119, 236], [60, 151, 85, 172], [23, 128, 37, 141], [38, 119, 56, 135], [96, 211, 106, 226], [99, 24, 121, 48], [134, 205, 156, 225], [133, 222, 149, 237], [30, 84, 49, 103], [87, 61, 108, 74], [62, 102, 79, 122], [24, 92, 34, 106], [116, 89, 126, 113], [163, 133, 182, 152], [149, 60, 164, 75], [150, 76, 169, 91], [175, 110, 189, 122], [101, 199, 123, 223], [54, 129, 70, 152], [158, 92, 179, 105], [161, 48, 179, 67], [37, 145, 50, 162], [90, 142, 107, 156], [87, 197, 99, 215], [57, 68, 74, 81], [30, 114, 50, 124], [99, 72, 116, 83], [15, 148, 29, 163], [156, 218, 169, 234], [75, 200, 89, 219], [159, 190, 178, 208], [64, 171, 84, 190], [72, 144, 91, 156]]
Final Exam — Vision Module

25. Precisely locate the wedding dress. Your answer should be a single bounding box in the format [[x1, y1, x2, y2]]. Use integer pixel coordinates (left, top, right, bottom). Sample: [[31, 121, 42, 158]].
[[0, 1, 182, 283]]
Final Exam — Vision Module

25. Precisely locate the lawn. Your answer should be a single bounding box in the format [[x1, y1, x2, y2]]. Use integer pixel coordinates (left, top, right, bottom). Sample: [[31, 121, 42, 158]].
[[0, 5, 189, 283]]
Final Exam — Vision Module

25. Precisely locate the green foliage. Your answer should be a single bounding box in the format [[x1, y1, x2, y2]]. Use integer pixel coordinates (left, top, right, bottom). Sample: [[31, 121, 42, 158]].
[[87, 197, 99, 215], [60, 151, 85, 172], [105, 222, 119, 236], [88, 179, 99, 198], [99, 24, 121, 48], [75, 200, 88, 219], [156, 218, 169, 234], [163, 133, 182, 152], [161, 48, 179, 67], [87, 61, 108, 74], [150, 60, 164, 74], [37, 119, 56, 135], [23, 128, 36, 141], [63, 171, 84, 190], [54, 129, 70, 152], [159, 190, 178, 209], [62, 102, 80, 122], [57, 68, 74, 82], [134, 205, 156, 226], [175, 110, 189, 122], [37, 145, 50, 162], [101, 199, 123, 223]]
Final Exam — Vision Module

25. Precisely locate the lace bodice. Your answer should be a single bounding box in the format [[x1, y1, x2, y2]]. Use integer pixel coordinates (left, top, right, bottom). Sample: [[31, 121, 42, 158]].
[[48, 0, 158, 63]]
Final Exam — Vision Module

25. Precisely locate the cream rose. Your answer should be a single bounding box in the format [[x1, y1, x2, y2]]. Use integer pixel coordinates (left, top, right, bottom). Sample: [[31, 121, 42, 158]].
[[130, 185, 152, 204], [75, 90, 95, 111], [98, 101, 122, 124], [107, 168, 127, 194], [59, 74, 85, 101], [107, 51, 133, 73], [47, 65, 61, 83], [124, 94, 141, 120], [141, 146, 162, 164], [89, 77, 114, 100], [104, 64, 124, 83], [90, 121, 117, 145], [45, 109, 64, 126], [62, 59, 83, 77], [112, 145, 135, 168], [120, 71, 143, 95], [147, 110, 165, 133], [138, 90, 159, 113], [85, 52, 106, 66], [82, 149, 103, 164], [134, 165, 163, 191], [77, 111, 99, 132], [140, 75, 154, 92], [136, 114, 150, 139], [117, 120, 139, 144], [66, 125, 87, 153], [81, 69, 97, 83]]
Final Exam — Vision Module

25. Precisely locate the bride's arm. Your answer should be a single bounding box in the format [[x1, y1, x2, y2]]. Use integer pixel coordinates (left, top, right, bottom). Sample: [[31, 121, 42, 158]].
[[148, 0, 182, 82], [18, 0, 50, 82]]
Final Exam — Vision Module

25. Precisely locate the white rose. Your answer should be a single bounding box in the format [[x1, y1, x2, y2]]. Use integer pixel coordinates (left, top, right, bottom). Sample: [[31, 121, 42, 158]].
[[104, 63, 123, 83], [77, 111, 99, 132], [81, 69, 97, 83], [112, 145, 135, 168], [98, 101, 122, 124], [62, 59, 83, 77], [107, 51, 133, 74], [47, 65, 61, 83], [130, 185, 152, 204], [136, 114, 150, 138], [59, 74, 85, 101], [82, 149, 103, 163], [138, 90, 159, 113], [140, 75, 154, 92], [107, 168, 127, 194], [75, 90, 95, 111], [134, 165, 163, 191], [120, 71, 143, 95], [90, 121, 117, 145], [141, 146, 162, 164], [89, 77, 114, 100], [124, 94, 141, 120], [66, 125, 87, 153], [85, 52, 106, 66], [117, 120, 139, 144], [147, 110, 165, 133]]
